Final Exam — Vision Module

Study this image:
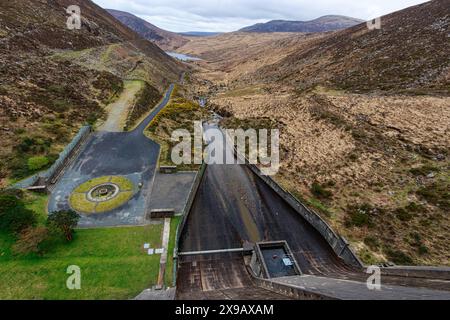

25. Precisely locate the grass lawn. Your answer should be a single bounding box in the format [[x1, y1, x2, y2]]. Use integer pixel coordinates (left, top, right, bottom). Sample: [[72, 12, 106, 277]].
[[0, 225, 164, 300], [24, 192, 49, 224], [165, 216, 181, 287]]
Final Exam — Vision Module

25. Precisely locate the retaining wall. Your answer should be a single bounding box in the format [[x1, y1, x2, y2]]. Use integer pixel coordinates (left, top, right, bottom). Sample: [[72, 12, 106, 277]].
[[41, 125, 92, 186], [253, 277, 336, 300], [379, 266, 450, 281], [246, 163, 363, 268], [11, 126, 92, 190]]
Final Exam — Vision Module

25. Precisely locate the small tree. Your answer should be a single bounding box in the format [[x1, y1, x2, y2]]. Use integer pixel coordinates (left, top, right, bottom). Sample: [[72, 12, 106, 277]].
[[0, 189, 36, 233], [12, 226, 49, 255], [47, 210, 80, 242]]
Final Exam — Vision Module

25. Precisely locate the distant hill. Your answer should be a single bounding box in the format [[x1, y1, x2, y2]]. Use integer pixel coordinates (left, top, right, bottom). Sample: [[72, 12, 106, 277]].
[[107, 9, 188, 50], [240, 15, 364, 33], [179, 32, 223, 37]]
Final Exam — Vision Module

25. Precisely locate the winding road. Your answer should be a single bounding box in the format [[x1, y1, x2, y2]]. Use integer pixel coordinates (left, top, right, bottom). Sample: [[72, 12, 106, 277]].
[[48, 85, 174, 227]]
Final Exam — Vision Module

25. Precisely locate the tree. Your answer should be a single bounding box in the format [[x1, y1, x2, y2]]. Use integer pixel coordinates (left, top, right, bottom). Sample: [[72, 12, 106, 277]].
[[12, 226, 49, 255], [0, 189, 36, 233], [47, 210, 80, 241]]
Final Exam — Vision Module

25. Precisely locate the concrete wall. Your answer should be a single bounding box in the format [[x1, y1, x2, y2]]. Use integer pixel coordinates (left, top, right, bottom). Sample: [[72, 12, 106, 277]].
[[379, 266, 450, 280], [253, 277, 336, 300], [246, 162, 363, 268], [43, 125, 92, 186], [11, 126, 92, 190]]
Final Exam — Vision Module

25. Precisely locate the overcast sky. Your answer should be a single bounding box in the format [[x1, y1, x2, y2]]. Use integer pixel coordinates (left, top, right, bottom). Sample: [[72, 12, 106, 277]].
[[92, 0, 429, 32]]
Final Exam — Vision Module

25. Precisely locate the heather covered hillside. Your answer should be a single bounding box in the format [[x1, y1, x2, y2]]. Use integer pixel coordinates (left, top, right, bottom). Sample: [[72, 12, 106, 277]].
[[252, 0, 450, 94], [0, 0, 181, 185]]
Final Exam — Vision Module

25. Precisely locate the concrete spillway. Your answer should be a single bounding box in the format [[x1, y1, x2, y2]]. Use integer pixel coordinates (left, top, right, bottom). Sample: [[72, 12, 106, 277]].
[[178, 162, 355, 276], [176, 123, 450, 299]]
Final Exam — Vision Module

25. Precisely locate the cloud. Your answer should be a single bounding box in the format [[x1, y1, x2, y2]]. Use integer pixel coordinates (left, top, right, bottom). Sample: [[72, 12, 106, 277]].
[[92, 0, 429, 32]]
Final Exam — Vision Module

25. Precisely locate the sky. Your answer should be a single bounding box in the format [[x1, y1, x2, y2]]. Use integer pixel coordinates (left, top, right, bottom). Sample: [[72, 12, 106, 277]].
[[92, 0, 429, 32]]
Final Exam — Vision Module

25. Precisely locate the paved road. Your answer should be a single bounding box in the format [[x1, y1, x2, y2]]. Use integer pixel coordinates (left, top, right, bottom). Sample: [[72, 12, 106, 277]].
[[48, 85, 174, 228]]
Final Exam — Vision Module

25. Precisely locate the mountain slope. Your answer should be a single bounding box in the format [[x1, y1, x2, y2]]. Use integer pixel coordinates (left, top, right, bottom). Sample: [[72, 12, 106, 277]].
[[107, 9, 188, 50], [240, 15, 363, 33], [0, 0, 181, 186], [251, 1, 450, 94]]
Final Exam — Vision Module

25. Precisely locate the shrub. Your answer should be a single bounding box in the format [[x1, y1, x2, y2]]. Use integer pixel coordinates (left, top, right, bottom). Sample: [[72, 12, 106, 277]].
[[418, 245, 429, 255], [364, 236, 380, 250], [410, 164, 440, 176], [394, 208, 413, 222], [27, 156, 49, 171], [0, 189, 37, 234], [417, 182, 450, 210], [385, 247, 414, 265], [345, 203, 379, 228], [47, 210, 80, 242], [310, 182, 333, 199], [12, 226, 49, 256]]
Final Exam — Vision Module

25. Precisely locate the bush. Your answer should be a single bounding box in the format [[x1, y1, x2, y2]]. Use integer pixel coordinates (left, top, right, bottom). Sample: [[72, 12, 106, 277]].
[[47, 210, 80, 242], [410, 164, 440, 176], [364, 236, 380, 250], [417, 182, 450, 210], [0, 189, 37, 234], [27, 156, 49, 171], [385, 247, 414, 265], [394, 208, 413, 221], [418, 245, 429, 255], [310, 182, 333, 200], [345, 203, 379, 228], [12, 226, 49, 256]]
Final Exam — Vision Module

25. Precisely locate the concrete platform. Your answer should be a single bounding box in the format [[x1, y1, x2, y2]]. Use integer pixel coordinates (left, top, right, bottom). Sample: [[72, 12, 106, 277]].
[[148, 172, 196, 214]]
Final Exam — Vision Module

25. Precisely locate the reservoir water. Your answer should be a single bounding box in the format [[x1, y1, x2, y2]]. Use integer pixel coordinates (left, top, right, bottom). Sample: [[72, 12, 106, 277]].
[[166, 52, 202, 61]]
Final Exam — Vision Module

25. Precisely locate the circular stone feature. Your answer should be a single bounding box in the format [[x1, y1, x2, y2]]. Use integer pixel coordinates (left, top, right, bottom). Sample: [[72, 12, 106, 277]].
[[87, 183, 120, 202], [69, 176, 135, 214]]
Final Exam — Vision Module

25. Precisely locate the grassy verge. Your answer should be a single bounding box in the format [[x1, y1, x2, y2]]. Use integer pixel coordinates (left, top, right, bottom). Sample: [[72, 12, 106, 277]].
[[24, 191, 49, 223], [146, 85, 209, 171], [0, 225, 164, 300], [164, 216, 181, 287]]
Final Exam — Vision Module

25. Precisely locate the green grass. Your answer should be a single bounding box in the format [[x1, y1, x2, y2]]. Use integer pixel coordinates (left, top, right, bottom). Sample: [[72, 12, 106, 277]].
[[69, 193, 97, 213], [110, 176, 134, 191], [24, 192, 49, 223], [70, 176, 135, 214], [94, 191, 133, 213], [0, 225, 164, 300], [73, 176, 112, 193]]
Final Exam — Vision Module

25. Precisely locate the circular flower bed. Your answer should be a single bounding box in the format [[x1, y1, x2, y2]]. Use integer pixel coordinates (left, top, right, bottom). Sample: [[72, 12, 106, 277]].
[[69, 176, 135, 214]]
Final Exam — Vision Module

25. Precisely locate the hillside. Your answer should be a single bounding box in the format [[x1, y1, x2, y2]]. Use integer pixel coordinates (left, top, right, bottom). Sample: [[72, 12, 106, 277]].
[[107, 9, 188, 50], [186, 0, 450, 266], [251, 1, 450, 94], [240, 15, 363, 33], [0, 0, 181, 186]]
